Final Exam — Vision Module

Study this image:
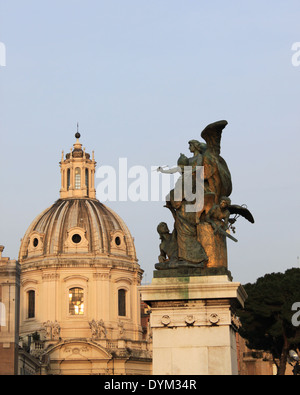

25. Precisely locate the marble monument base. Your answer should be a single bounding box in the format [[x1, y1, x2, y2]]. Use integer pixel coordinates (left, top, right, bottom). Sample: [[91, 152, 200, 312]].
[[139, 273, 247, 375]]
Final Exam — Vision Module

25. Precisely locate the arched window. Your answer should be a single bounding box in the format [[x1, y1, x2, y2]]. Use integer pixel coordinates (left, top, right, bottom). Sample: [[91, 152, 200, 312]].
[[67, 169, 71, 190], [118, 289, 126, 317], [27, 290, 35, 319], [75, 168, 81, 190], [69, 287, 84, 315]]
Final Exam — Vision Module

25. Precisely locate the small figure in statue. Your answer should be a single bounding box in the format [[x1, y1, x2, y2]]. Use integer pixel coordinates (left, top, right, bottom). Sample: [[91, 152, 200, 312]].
[[156, 222, 178, 266], [206, 197, 238, 243], [206, 196, 231, 233], [206, 196, 255, 243]]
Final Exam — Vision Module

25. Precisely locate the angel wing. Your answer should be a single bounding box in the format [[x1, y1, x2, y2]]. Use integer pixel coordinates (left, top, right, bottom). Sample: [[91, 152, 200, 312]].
[[228, 205, 255, 224], [200, 120, 232, 198], [201, 120, 228, 156]]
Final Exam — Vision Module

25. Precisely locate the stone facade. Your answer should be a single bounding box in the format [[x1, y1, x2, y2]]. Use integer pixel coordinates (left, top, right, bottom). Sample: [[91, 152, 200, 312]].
[[0, 246, 20, 375]]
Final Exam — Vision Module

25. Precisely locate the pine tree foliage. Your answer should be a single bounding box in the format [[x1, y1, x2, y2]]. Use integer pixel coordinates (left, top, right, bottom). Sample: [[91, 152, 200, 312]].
[[237, 268, 300, 374]]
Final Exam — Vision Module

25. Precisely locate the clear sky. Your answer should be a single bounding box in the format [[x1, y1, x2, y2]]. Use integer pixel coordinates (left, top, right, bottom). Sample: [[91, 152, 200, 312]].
[[0, 0, 299, 285]]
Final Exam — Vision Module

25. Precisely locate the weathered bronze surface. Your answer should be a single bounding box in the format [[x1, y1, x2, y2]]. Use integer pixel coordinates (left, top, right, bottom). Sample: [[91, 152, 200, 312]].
[[156, 120, 254, 274]]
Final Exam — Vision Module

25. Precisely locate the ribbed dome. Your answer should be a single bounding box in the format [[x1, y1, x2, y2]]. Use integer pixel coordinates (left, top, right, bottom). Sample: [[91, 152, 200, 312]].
[[19, 198, 137, 263]]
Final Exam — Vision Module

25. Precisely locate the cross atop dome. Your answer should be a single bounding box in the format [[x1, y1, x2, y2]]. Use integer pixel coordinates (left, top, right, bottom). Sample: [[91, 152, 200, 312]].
[[75, 122, 81, 140]]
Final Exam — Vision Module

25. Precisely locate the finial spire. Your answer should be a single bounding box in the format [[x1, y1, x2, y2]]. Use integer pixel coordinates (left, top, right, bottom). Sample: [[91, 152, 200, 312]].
[[75, 122, 81, 140]]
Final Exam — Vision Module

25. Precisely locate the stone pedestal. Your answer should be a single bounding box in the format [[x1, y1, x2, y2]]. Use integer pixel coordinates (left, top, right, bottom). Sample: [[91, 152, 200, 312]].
[[140, 272, 247, 375]]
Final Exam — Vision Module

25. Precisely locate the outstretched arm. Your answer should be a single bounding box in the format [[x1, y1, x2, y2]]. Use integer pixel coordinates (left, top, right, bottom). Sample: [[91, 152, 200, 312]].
[[157, 166, 181, 174]]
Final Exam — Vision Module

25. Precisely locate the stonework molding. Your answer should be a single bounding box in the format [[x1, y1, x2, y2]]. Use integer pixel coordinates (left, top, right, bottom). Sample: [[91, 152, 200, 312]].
[[63, 274, 89, 283], [93, 273, 111, 280], [42, 273, 60, 281]]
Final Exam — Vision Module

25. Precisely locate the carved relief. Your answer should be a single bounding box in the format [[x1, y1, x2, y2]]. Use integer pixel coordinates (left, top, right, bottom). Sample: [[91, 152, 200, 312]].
[[89, 319, 107, 339], [43, 320, 61, 340], [118, 320, 125, 338], [209, 313, 220, 325], [185, 315, 195, 326], [63, 346, 90, 355], [161, 315, 171, 326]]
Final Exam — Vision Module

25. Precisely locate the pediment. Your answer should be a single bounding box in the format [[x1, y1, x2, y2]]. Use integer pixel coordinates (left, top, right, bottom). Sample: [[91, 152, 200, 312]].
[[47, 340, 111, 361]]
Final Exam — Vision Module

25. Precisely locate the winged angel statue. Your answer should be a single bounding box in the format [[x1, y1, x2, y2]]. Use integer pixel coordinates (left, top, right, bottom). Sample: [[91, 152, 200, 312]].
[[156, 120, 254, 271]]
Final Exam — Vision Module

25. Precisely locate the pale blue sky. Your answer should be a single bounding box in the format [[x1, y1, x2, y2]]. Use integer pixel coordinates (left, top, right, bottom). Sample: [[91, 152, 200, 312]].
[[0, 0, 300, 284]]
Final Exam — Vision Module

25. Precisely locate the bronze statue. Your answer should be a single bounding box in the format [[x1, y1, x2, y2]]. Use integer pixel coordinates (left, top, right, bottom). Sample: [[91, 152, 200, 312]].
[[156, 120, 254, 272]]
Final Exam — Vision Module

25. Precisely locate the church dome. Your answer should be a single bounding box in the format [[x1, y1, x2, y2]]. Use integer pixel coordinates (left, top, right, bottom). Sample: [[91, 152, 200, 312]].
[[19, 131, 137, 266], [19, 198, 137, 263]]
